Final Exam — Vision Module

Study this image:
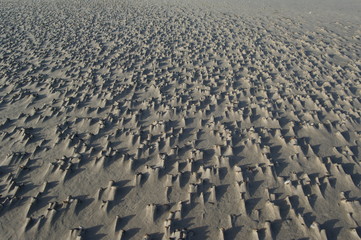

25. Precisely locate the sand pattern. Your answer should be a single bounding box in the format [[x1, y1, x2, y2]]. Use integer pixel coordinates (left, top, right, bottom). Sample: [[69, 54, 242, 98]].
[[0, 0, 361, 239]]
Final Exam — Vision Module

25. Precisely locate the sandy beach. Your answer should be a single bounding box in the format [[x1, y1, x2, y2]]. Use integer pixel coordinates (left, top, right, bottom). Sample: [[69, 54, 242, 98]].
[[0, 0, 360, 239]]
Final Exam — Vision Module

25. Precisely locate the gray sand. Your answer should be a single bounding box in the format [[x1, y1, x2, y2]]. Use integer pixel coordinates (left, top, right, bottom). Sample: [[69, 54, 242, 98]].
[[0, 0, 360, 239]]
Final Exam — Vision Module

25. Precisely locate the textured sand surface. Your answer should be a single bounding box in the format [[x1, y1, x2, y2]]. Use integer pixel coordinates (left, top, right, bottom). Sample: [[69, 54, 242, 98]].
[[0, 0, 361, 239]]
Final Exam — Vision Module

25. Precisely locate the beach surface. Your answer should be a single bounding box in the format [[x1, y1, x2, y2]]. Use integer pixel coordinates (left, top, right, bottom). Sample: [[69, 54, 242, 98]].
[[0, 0, 360, 239]]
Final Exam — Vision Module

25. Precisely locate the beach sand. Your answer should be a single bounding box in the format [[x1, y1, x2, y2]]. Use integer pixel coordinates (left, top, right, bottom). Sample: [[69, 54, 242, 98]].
[[0, 0, 360, 239]]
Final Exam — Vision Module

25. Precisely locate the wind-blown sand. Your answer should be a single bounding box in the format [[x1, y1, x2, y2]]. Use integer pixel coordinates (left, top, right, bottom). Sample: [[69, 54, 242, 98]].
[[0, 0, 360, 239]]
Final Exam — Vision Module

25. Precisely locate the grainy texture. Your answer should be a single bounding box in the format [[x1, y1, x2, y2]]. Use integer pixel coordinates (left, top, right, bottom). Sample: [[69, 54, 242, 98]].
[[0, 0, 360, 239]]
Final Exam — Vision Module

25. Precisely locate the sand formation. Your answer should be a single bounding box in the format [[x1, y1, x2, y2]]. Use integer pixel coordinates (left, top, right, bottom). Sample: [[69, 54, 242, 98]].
[[0, 0, 361, 239]]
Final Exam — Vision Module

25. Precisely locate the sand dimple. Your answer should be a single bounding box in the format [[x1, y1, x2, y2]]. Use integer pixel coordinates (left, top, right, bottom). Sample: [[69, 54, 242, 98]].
[[0, 0, 361, 239]]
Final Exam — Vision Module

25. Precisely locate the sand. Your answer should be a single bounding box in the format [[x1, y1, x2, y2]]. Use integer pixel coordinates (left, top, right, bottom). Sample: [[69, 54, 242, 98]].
[[0, 0, 360, 239]]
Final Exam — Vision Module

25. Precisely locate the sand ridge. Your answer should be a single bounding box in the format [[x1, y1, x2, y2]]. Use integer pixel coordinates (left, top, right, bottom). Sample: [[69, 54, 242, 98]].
[[0, 0, 360, 239]]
